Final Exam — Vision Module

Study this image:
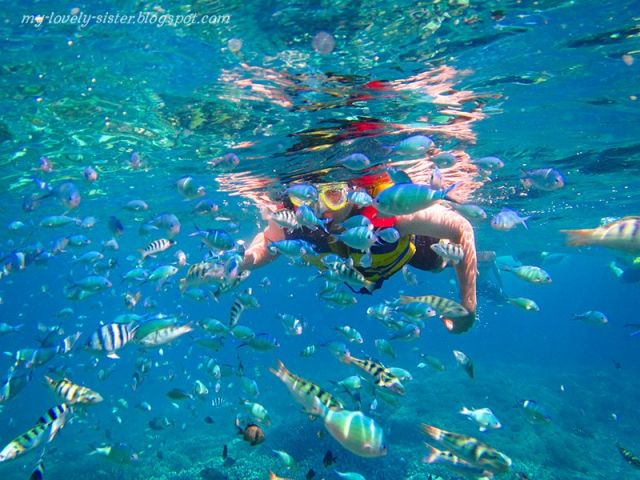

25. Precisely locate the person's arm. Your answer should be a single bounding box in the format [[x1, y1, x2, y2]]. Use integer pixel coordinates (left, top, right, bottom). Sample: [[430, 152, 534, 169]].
[[396, 203, 477, 333], [241, 220, 285, 270]]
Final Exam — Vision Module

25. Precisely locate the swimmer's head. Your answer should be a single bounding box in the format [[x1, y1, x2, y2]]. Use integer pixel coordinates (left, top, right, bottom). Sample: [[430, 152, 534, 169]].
[[318, 182, 349, 210], [317, 182, 352, 219]]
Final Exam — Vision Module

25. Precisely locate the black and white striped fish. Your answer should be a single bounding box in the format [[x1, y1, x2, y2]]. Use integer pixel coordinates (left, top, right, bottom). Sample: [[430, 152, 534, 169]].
[[270, 210, 299, 230], [87, 323, 138, 359], [45, 376, 103, 405], [179, 262, 224, 291], [37, 403, 71, 441], [229, 289, 259, 328], [29, 457, 45, 480], [140, 238, 175, 261], [229, 299, 245, 328], [0, 404, 70, 462], [430, 240, 464, 265], [0, 423, 49, 462]]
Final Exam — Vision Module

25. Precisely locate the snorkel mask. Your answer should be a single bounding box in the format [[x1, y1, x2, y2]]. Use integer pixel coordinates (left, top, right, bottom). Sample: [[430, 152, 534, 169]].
[[317, 182, 350, 213], [284, 176, 350, 215]]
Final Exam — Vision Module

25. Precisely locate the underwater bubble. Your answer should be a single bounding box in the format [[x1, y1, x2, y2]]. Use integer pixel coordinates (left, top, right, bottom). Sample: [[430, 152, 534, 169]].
[[312, 31, 335, 55], [228, 38, 243, 53]]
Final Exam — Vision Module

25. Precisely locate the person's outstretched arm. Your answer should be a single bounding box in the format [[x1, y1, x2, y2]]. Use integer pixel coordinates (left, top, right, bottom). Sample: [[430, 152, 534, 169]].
[[241, 220, 285, 269], [396, 203, 477, 333]]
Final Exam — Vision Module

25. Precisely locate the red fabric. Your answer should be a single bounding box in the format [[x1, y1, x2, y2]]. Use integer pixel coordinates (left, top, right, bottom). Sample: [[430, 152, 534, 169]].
[[362, 80, 389, 90], [360, 205, 396, 228], [351, 120, 383, 132], [351, 171, 392, 188]]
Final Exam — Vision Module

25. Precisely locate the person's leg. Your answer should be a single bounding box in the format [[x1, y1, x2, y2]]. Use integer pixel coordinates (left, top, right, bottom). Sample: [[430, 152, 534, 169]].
[[396, 203, 477, 332]]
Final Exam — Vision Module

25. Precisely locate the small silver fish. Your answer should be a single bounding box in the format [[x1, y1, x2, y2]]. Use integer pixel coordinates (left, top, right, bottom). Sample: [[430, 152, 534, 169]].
[[520, 168, 565, 191], [491, 208, 530, 231]]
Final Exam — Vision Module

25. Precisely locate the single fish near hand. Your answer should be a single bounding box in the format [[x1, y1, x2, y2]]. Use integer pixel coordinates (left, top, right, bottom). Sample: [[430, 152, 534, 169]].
[[430, 240, 464, 265], [399, 295, 469, 319]]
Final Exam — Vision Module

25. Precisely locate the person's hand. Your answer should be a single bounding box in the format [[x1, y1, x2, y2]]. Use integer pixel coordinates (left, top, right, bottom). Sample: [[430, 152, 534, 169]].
[[441, 311, 475, 333], [241, 249, 259, 269]]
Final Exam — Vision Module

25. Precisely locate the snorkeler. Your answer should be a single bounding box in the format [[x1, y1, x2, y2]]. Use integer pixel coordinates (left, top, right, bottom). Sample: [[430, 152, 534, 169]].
[[241, 170, 478, 333]]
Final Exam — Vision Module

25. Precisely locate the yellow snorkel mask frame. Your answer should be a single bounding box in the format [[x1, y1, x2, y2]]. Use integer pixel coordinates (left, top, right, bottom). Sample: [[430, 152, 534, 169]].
[[318, 182, 350, 212], [285, 177, 350, 213]]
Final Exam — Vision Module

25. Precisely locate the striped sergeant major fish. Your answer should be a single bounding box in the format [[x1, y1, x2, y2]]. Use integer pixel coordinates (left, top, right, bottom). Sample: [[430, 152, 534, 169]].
[[340, 352, 405, 396], [229, 288, 260, 328], [29, 455, 45, 480], [229, 298, 245, 328], [87, 323, 138, 359], [0, 403, 70, 462], [179, 262, 224, 291], [421, 424, 512, 475], [399, 295, 469, 319], [0, 423, 50, 462], [37, 403, 71, 441], [58, 331, 82, 354], [44, 376, 103, 405], [617, 443, 640, 469], [430, 239, 465, 265], [139, 238, 175, 261], [270, 360, 343, 415], [326, 262, 374, 291], [270, 209, 299, 230]]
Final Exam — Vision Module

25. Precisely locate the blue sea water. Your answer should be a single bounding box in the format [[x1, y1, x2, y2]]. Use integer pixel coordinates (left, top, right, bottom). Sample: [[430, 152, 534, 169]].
[[0, 0, 639, 479]]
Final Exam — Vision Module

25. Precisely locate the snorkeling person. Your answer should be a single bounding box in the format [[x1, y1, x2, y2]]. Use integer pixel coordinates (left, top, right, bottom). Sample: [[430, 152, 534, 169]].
[[241, 170, 478, 333]]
